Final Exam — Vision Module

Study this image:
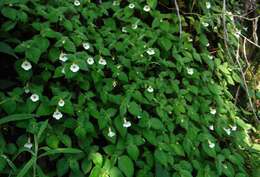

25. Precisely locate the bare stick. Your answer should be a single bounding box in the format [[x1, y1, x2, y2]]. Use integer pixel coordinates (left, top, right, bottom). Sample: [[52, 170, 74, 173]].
[[243, 38, 250, 66], [222, 0, 228, 47], [174, 0, 182, 37], [239, 33, 260, 49], [235, 39, 259, 123]]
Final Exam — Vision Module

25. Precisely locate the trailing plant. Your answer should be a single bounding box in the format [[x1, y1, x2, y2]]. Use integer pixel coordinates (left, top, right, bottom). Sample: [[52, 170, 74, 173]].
[[0, 0, 259, 177]]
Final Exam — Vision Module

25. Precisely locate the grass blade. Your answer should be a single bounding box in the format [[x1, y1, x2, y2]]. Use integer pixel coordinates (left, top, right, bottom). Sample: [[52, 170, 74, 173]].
[[0, 114, 34, 125], [17, 157, 35, 177], [38, 148, 83, 159], [0, 154, 17, 171], [37, 120, 48, 139]]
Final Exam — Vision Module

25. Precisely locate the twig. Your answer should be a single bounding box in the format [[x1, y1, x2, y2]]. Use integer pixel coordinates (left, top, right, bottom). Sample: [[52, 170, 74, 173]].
[[231, 14, 260, 21], [158, 1, 175, 10], [235, 38, 259, 123], [174, 0, 182, 37], [243, 38, 250, 66], [235, 86, 240, 105], [222, 0, 234, 64], [239, 33, 260, 49], [222, 0, 228, 46], [253, 17, 258, 44]]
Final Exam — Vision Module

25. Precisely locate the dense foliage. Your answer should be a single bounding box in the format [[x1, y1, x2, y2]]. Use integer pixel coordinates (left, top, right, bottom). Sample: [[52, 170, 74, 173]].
[[0, 0, 259, 177]]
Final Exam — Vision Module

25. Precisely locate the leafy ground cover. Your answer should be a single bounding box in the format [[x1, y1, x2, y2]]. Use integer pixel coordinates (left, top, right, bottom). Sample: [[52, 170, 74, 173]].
[[0, 0, 259, 177]]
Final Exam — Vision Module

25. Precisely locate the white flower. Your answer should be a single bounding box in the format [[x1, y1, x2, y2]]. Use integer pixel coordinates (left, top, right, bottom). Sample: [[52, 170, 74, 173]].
[[30, 94, 39, 102], [113, 1, 119, 6], [235, 30, 241, 38], [202, 22, 209, 27], [21, 60, 32, 71], [231, 125, 237, 131], [243, 27, 248, 31], [83, 42, 90, 50], [213, 26, 218, 31], [24, 142, 33, 149], [58, 99, 65, 107], [24, 88, 30, 94], [208, 140, 215, 148], [98, 57, 107, 65], [206, 2, 211, 9], [143, 5, 150, 12], [61, 67, 66, 74], [209, 125, 214, 130], [147, 86, 154, 93], [112, 80, 117, 87], [187, 68, 194, 75], [123, 118, 131, 128], [128, 3, 135, 9], [87, 57, 94, 65], [209, 55, 213, 59], [210, 107, 216, 115], [188, 37, 193, 42], [108, 127, 116, 137], [122, 27, 127, 33], [59, 53, 68, 62], [70, 63, 80, 72], [227, 11, 232, 16], [206, 43, 210, 47], [74, 0, 80, 6], [137, 115, 142, 119], [223, 128, 231, 135], [146, 48, 155, 55], [53, 109, 63, 120], [132, 23, 138, 30]]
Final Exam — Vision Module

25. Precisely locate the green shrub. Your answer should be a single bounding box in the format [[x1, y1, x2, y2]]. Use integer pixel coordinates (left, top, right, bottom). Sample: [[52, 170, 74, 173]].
[[0, 0, 257, 176]]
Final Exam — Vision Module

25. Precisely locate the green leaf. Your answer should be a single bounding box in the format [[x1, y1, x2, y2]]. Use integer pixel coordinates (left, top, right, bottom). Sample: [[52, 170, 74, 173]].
[[25, 47, 41, 63], [36, 103, 53, 116], [69, 159, 80, 172], [0, 156, 7, 172], [147, 0, 157, 8], [81, 158, 92, 174], [42, 28, 62, 38], [33, 37, 50, 53], [155, 163, 170, 177], [46, 135, 59, 148], [64, 39, 76, 52], [38, 148, 82, 158], [37, 120, 49, 139], [171, 143, 185, 156], [1, 98, 16, 114], [118, 155, 134, 177], [57, 158, 69, 177], [128, 101, 142, 116], [63, 20, 73, 31], [0, 114, 34, 125], [1, 7, 17, 20], [202, 142, 216, 158], [89, 166, 102, 177], [2, 21, 16, 31], [0, 42, 18, 58], [154, 149, 167, 166], [150, 118, 164, 130], [127, 144, 139, 161], [159, 37, 172, 50], [17, 157, 35, 177], [109, 167, 124, 177], [90, 153, 103, 166]]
